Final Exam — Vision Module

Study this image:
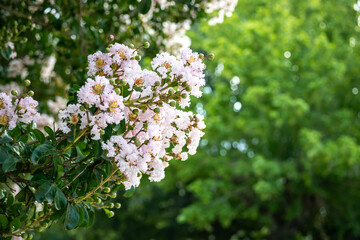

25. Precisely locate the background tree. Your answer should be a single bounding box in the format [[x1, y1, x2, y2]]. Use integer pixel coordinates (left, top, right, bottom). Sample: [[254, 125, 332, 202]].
[[37, 0, 360, 239]]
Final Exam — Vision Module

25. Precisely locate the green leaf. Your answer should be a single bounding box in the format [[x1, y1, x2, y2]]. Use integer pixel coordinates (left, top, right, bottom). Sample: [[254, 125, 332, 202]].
[[0, 131, 13, 144], [138, 0, 152, 14], [54, 189, 67, 210], [35, 182, 57, 203], [0, 146, 10, 163], [9, 217, 20, 231], [64, 204, 79, 230], [30, 143, 54, 164], [44, 126, 56, 145], [2, 156, 22, 173], [87, 207, 95, 227], [0, 214, 8, 228], [31, 129, 45, 144], [78, 204, 89, 227], [123, 186, 136, 198]]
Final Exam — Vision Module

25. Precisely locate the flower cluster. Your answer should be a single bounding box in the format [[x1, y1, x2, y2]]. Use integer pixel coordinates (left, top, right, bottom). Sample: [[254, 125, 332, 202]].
[[0, 89, 40, 130], [59, 42, 209, 189]]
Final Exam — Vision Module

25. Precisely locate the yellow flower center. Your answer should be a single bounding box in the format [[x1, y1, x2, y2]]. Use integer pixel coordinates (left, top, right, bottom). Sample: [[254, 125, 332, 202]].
[[0, 100, 4, 109], [98, 70, 105, 76], [69, 113, 79, 125], [135, 77, 144, 87], [153, 113, 160, 121], [92, 84, 105, 95], [0, 115, 9, 125], [118, 50, 125, 58], [96, 58, 104, 68], [109, 101, 119, 113], [129, 113, 138, 121], [164, 63, 171, 69], [187, 56, 195, 64]]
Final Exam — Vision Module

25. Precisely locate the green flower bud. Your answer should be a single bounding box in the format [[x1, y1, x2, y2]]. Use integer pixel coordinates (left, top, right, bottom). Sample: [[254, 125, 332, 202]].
[[95, 197, 102, 204], [110, 192, 117, 198], [28, 90, 34, 97], [199, 53, 204, 59], [115, 203, 121, 209], [208, 53, 215, 60], [108, 203, 115, 208], [170, 101, 176, 107], [28, 234, 34, 239], [135, 55, 141, 61], [107, 210, 115, 218], [105, 47, 110, 53], [154, 108, 160, 114], [116, 180, 122, 185], [100, 130, 105, 135], [185, 86, 191, 92], [129, 43, 135, 48], [11, 90, 18, 96], [24, 79, 31, 86], [110, 79, 116, 85], [21, 233, 28, 239], [154, 81, 160, 86], [143, 42, 150, 48], [132, 109, 139, 115], [181, 93, 187, 98], [114, 88, 121, 95], [80, 106, 85, 111], [103, 187, 111, 193], [168, 89, 175, 95], [134, 138, 141, 147], [41, 222, 48, 228]]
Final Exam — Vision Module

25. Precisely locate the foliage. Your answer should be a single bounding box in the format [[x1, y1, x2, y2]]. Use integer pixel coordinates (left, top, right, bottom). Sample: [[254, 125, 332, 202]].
[[38, 0, 360, 239]]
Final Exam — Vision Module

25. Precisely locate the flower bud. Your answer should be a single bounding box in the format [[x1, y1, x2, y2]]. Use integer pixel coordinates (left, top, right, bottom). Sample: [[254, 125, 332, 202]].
[[185, 86, 191, 92], [135, 55, 141, 61], [95, 197, 102, 204], [108, 203, 115, 208], [115, 203, 121, 209], [132, 109, 139, 115], [199, 53, 204, 59], [28, 234, 34, 239], [100, 130, 105, 135], [170, 101, 176, 107], [181, 93, 187, 98], [105, 47, 110, 53], [41, 222, 49, 228], [24, 79, 31, 86], [154, 81, 160, 86], [168, 89, 175, 95], [143, 42, 150, 48], [110, 192, 117, 198], [21, 233, 28, 239], [11, 90, 18, 96], [129, 43, 135, 48], [114, 88, 121, 95], [134, 137, 140, 147], [103, 187, 111, 193], [107, 210, 115, 218], [208, 53, 215, 60], [80, 106, 85, 111], [28, 90, 34, 97], [108, 35, 114, 42], [154, 108, 160, 113]]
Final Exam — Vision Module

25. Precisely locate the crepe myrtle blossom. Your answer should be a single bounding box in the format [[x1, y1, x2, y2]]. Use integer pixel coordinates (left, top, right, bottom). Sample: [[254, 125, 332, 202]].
[[0, 83, 40, 130], [58, 42, 212, 189]]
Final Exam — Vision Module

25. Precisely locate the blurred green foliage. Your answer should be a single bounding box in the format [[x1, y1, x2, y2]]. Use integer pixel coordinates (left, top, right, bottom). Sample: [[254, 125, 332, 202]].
[[38, 0, 360, 239]]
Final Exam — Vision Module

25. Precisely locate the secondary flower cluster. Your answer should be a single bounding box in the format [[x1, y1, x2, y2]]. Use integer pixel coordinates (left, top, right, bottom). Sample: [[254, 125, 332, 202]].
[[59, 42, 208, 189], [0, 87, 40, 130]]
